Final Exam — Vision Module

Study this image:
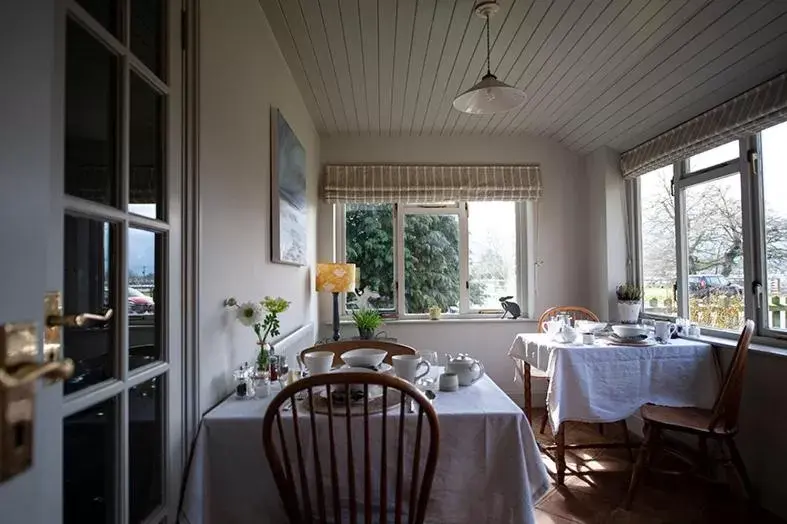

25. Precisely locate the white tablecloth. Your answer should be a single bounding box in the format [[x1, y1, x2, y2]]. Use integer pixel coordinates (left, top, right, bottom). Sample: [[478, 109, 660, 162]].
[[181, 370, 550, 524], [508, 334, 718, 432]]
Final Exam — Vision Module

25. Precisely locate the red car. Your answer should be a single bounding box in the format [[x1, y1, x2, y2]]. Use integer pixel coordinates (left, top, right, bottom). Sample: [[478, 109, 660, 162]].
[[128, 287, 154, 314]]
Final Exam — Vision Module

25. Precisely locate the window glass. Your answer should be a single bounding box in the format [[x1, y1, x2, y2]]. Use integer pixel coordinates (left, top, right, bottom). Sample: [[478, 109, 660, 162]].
[[404, 214, 460, 314], [129, 73, 164, 219], [688, 141, 739, 172], [468, 202, 517, 309], [761, 121, 787, 332], [685, 173, 745, 330], [344, 204, 395, 311], [640, 167, 677, 316], [128, 228, 163, 369]]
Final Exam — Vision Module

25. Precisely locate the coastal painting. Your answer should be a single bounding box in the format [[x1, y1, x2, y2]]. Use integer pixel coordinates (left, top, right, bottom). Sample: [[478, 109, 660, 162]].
[[271, 108, 307, 266]]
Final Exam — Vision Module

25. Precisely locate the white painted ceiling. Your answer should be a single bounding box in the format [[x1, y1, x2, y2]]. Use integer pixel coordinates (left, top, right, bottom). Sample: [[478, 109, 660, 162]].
[[259, 0, 787, 153]]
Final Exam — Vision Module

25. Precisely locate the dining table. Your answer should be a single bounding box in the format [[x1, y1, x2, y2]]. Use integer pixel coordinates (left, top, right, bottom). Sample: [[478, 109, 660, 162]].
[[508, 332, 719, 483], [180, 367, 550, 524]]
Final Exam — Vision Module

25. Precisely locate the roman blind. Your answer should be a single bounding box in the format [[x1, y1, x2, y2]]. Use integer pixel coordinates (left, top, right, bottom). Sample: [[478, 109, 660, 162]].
[[620, 71, 787, 179], [321, 164, 542, 203]]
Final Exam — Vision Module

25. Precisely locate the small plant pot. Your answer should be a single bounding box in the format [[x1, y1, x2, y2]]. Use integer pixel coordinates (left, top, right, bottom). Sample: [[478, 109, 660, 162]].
[[428, 307, 441, 320], [617, 300, 641, 324], [358, 327, 374, 340]]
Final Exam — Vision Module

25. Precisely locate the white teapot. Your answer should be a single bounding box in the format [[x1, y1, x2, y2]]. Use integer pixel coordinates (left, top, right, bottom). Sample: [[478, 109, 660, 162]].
[[445, 353, 485, 386]]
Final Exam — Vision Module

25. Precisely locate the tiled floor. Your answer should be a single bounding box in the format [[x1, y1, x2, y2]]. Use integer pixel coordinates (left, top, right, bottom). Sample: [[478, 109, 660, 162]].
[[528, 409, 784, 524]]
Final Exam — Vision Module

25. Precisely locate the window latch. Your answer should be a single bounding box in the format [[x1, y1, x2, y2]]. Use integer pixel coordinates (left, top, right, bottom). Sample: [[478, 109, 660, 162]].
[[747, 149, 759, 177], [752, 280, 763, 309]]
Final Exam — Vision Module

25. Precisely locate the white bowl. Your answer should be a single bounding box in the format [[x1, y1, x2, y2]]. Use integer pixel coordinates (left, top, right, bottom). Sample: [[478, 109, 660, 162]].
[[611, 324, 649, 338], [340, 348, 388, 369], [574, 320, 608, 333]]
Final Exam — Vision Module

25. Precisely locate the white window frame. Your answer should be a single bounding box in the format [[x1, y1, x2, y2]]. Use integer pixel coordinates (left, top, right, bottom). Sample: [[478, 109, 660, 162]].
[[335, 201, 530, 319], [630, 130, 787, 345]]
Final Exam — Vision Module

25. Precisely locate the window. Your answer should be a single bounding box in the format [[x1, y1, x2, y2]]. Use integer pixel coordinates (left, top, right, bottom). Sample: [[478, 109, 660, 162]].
[[761, 122, 787, 332], [639, 166, 677, 316], [339, 202, 525, 317], [632, 121, 787, 340]]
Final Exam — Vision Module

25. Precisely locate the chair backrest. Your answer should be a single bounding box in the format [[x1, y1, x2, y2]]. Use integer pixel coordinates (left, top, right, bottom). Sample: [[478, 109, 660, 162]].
[[262, 372, 440, 524], [537, 306, 600, 333], [709, 319, 755, 432], [300, 340, 418, 368]]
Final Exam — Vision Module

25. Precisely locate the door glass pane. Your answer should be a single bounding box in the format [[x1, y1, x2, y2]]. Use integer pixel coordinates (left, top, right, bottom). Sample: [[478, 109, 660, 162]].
[[640, 167, 677, 316], [66, 19, 118, 207], [688, 141, 739, 172], [129, 228, 162, 368], [64, 396, 118, 524], [468, 202, 517, 310], [761, 121, 787, 332], [404, 214, 459, 314], [344, 203, 395, 311], [129, 73, 164, 219], [64, 215, 117, 394], [130, 375, 164, 522], [685, 174, 745, 330], [131, 0, 166, 77], [75, 0, 120, 36]]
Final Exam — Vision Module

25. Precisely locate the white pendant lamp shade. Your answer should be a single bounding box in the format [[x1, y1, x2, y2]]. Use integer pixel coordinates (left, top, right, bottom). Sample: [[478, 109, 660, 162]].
[[453, 1, 526, 115], [453, 73, 527, 114]]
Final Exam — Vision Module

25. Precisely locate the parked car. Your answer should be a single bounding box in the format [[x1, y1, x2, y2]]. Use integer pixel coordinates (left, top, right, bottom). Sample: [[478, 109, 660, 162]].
[[128, 287, 155, 314], [688, 274, 743, 298]]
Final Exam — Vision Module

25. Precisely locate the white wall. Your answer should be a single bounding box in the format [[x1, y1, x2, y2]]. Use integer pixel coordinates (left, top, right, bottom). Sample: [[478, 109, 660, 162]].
[[198, 0, 319, 412], [318, 134, 587, 399]]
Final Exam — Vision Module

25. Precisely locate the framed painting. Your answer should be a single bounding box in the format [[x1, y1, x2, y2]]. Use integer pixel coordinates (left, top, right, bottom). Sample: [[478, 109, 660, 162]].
[[271, 108, 307, 266]]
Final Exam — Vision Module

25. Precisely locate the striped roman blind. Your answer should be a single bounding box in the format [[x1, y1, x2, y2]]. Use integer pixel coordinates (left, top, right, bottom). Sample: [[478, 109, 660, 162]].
[[321, 164, 542, 203], [620, 71, 787, 179]]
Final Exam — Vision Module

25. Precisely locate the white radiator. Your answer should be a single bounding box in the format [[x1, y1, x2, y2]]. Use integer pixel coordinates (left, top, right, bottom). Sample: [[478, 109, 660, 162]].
[[275, 323, 315, 367]]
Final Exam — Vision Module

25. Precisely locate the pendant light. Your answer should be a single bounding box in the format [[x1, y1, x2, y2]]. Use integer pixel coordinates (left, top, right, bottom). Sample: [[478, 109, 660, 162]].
[[453, 0, 526, 115]]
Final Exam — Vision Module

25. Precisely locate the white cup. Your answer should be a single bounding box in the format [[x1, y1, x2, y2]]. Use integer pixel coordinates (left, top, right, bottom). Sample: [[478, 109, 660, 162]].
[[654, 321, 677, 341], [303, 351, 334, 375], [438, 372, 459, 392], [392, 355, 430, 383], [582, 333, 595, 345]]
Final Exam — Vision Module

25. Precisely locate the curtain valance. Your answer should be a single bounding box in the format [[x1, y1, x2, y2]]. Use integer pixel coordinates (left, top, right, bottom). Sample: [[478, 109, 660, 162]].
[[321, 164, 542, 203], [620, 71, 787, 179]]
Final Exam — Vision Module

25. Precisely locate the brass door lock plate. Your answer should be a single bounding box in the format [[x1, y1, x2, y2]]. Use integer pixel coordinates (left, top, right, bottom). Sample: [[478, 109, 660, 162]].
[[43, 291, 62, 362]]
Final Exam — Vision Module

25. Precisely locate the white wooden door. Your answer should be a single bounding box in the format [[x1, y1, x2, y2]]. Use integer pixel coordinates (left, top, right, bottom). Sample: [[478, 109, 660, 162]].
[[0, 1, 183, 522]]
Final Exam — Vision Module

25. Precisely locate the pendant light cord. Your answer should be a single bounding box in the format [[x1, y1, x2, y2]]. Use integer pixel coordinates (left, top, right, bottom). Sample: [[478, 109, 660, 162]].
[[485, 15, 491, 76]]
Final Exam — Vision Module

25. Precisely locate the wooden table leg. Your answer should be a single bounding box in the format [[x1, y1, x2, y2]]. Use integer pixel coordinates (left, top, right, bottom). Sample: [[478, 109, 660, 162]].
[[523, 361, 532, 423], [556, 423, 566, 485]]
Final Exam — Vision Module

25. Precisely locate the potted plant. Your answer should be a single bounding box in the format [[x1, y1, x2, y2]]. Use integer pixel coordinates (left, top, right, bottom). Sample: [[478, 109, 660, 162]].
[[352, 308, 383, 339], [427, 300, 442, 320], [616, 283, 643, 324]]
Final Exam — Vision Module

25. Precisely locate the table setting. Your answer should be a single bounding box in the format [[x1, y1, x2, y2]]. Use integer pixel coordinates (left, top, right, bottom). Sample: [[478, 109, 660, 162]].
[[181, 347, 550, 524]]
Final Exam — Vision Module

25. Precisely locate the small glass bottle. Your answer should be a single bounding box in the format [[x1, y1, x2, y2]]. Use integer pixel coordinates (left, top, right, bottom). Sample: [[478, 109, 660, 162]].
[[234, 365, 255, 399]]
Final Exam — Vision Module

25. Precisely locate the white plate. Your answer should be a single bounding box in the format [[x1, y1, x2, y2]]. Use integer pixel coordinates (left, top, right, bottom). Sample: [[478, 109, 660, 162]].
[[339, 363, 393, 374]]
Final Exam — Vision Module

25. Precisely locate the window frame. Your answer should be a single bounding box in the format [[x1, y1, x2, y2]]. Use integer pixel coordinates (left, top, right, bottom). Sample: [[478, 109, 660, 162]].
[[630, 131, 787, 344], [335, 201, 530, 319]]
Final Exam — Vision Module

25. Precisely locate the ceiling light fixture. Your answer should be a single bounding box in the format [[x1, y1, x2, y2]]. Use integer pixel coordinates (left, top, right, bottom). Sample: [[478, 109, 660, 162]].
[[453, 0, 527, 115]]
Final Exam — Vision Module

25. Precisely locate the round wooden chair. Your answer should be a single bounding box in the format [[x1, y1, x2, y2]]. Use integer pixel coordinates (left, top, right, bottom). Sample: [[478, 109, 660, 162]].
[[262, 372, 440, 524], [533, 306, 601, 434], [300, 340, 418, 368]]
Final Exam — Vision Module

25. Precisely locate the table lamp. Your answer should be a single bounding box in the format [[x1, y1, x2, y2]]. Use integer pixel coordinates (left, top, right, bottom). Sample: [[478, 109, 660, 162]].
[[316, 262, 356, 341]]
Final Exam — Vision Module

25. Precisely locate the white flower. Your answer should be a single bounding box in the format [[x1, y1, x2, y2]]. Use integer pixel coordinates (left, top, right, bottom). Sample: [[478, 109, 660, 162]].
[[236, 301, 263, 326]]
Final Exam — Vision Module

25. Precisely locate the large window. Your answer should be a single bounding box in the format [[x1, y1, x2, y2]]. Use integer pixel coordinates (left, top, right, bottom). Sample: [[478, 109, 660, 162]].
[[634, 123, 787, 339], [339, 202, 524, 317]]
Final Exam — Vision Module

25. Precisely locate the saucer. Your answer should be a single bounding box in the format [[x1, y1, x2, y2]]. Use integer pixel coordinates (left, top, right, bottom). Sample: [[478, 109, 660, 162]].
[[340, 362, 393, 374]]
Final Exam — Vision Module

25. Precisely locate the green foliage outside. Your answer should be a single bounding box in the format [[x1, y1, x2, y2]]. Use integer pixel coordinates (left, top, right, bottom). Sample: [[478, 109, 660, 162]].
[[345, 204, 485, 314]]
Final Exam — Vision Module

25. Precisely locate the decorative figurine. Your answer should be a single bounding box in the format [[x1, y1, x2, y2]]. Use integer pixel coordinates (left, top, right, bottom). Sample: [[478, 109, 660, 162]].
[[354, 287, 381, 310], [499, 296, 521, 319]]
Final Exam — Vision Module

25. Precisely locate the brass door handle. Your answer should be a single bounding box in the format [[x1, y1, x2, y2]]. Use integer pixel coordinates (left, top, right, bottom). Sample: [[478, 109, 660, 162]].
[[0, 359, 74, 389], [46, 308, 113, 328]]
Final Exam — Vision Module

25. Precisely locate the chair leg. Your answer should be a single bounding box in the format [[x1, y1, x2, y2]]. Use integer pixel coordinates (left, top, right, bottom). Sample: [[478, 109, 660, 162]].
[[698, 435, 709, 476], [523, 362, 532, 423], [624, 423, 659, 509], [598, 423, 605, 435], [555, 423, 566, 486], [725, 437, 755, 500], [539, 410, 549, 434], [620, 420, 633, 463]]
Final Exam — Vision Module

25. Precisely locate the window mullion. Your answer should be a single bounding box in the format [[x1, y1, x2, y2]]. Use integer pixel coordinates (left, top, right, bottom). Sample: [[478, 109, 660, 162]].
[[396, 204, 405, 317], [459, 202, 469, 313], [674, 161, 689, 318], [740, 136, 761, 330]]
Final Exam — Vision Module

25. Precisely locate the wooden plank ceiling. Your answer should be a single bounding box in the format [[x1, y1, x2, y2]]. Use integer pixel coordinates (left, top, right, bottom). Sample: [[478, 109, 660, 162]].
[[259, 0, 787, 153]]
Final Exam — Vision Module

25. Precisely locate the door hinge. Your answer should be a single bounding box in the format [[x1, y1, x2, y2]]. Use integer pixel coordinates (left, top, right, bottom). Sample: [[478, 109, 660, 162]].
[[465, 281, 469, 290], [181, 10, 188, 51], [747, 149, 759, 177]]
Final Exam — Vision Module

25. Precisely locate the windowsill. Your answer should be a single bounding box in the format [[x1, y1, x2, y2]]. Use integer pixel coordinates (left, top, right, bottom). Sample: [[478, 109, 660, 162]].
[[679, 334, 787, 358], [331, 316, 535, 326]]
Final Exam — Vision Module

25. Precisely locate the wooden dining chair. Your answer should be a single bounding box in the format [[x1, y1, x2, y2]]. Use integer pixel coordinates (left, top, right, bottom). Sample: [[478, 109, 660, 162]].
[[300, 339, 418, 368], [624, 319, 756, 509], [263, 372, 440, 524], [534, 306, 601, 434]]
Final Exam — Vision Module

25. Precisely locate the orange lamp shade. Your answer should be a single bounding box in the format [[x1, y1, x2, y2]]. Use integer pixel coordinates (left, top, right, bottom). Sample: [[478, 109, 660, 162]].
[[315, 263, 356, 293]]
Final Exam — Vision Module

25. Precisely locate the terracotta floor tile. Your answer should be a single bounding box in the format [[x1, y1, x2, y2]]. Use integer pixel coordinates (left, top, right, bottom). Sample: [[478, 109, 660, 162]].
[[535, 508, 580, 524]]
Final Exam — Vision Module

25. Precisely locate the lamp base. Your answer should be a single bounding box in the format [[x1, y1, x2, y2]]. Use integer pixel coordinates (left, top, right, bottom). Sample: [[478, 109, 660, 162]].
[[332, 292, 340, 341]]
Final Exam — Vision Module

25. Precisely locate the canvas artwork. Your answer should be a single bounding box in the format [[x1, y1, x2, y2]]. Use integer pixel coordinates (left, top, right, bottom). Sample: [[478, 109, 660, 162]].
[[271, 108, 307, 266]]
